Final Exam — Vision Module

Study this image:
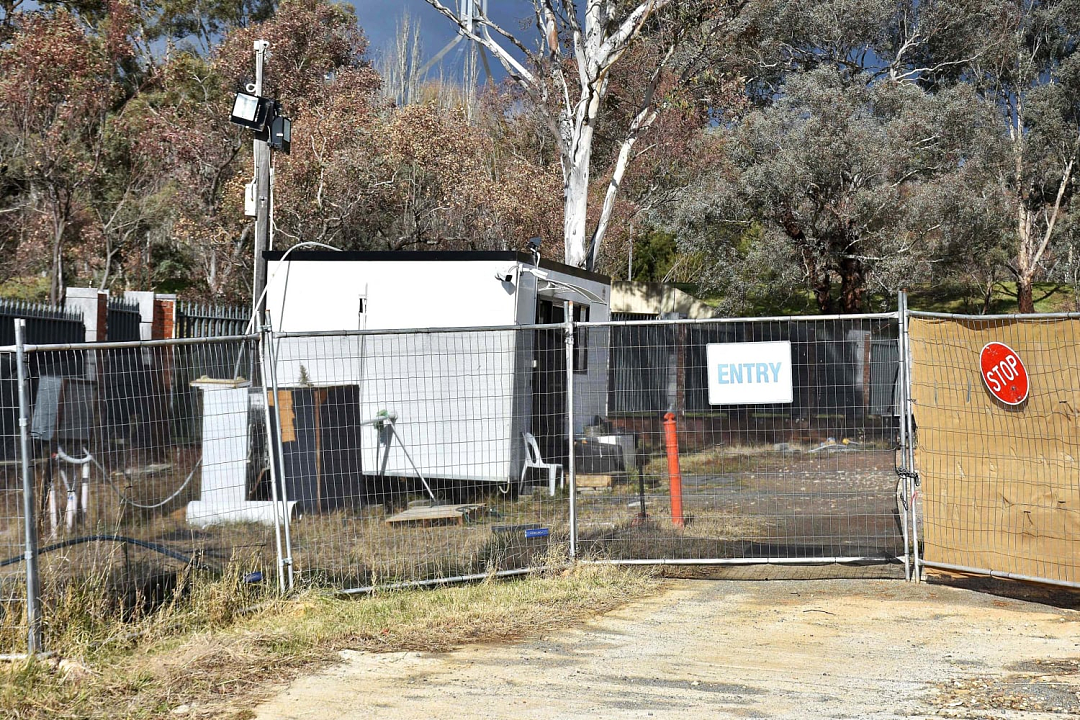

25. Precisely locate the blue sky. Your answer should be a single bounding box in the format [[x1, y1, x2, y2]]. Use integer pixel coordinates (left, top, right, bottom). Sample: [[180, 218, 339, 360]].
[[349, 0, 534, 80]]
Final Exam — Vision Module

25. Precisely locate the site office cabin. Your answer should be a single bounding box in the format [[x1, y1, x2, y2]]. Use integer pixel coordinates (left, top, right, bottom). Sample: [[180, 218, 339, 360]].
[[262, 250, 611, 509]]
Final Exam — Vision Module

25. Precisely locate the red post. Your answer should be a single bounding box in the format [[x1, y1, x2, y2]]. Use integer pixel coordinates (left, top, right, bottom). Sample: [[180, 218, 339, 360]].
[[663, 412, 684, 527]]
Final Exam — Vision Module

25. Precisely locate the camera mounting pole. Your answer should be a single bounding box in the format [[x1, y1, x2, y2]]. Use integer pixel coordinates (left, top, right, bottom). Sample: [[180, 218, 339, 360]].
[[252, 39, 271, 324]]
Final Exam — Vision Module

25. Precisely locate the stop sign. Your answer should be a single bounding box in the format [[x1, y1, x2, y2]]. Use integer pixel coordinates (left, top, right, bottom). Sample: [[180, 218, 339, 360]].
[[980, 342, 1029, 405]]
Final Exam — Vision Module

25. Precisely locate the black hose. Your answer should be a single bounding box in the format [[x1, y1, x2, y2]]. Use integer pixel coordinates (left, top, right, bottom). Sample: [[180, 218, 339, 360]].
[[0, 535, 216, 572]]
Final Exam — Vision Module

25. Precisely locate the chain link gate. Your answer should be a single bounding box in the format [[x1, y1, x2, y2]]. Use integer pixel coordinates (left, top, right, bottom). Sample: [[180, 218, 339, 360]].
[[0, 329, 274, 655], [264, 324, 573, 593], [9, 297, 1080, 656]]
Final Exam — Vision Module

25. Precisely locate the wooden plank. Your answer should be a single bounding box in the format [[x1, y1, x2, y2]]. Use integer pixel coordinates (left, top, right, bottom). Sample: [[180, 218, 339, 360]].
[[577, 473, 613, 488], [267, 390, 296, 443], [386, 504, 485, 527]]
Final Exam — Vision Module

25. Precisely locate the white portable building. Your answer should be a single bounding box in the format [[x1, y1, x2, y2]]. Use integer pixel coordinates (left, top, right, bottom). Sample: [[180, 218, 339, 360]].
[[263, 251, 610, 495]]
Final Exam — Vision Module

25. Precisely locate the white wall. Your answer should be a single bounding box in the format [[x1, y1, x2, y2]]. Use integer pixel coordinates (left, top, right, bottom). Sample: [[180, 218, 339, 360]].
[[263, 256, 612, 483], [266, 258, 527, 482], [266, 258, 520, 332]]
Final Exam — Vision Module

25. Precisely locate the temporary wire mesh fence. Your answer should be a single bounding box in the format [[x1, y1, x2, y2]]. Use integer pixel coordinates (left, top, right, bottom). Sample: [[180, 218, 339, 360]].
[[0, 311, 934, 653], [908, 312, 1080, 588], [0, 347, 29, 646], [0, 334, 278, 653], [572, 316, 907, 566], [267, 326, 570, 591]]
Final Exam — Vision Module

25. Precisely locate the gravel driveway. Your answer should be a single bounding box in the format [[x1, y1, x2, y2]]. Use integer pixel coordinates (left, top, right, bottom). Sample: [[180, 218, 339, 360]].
[[254, 576, 1080, 719]]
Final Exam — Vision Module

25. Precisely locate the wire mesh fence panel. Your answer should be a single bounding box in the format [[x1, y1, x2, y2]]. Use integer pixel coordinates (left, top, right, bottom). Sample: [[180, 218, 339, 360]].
[[573, 316, 906, 567], [0, 347, 29, 651], [268, 326, 570, 590], [909, 313, 1080, 586], [13, 335, 282, 641]]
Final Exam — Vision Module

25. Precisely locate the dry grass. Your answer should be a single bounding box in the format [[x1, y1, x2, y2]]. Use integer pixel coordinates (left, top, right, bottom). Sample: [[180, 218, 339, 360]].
[[0, 439, 896, 607], [0, 556, 661, 720], [641, 443, 780, 478]]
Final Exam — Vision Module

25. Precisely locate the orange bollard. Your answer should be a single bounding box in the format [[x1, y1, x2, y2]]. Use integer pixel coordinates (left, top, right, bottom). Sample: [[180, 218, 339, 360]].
[[663, 412, 684, 527]]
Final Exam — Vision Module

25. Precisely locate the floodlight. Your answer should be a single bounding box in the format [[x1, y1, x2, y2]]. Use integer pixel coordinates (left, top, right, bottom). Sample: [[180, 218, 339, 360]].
[[230, 92, 273, 130]]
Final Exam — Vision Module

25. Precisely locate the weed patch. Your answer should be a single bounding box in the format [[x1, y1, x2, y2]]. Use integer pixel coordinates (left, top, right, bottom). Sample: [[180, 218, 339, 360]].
[[0, 561, 659, 719]]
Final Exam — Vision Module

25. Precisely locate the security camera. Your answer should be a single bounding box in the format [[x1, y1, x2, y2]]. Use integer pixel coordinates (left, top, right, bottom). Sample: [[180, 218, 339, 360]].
[[495, 267, 515, 283], [527, 236, 541, 266]]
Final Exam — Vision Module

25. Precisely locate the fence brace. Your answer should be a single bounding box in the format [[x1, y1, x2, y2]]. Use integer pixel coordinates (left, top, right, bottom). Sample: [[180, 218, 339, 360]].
[[565, 303, 577, 558], [257, 323, 288, 593], [264, 317, 295, 591], [15, 319, 43, 652], [899, 291, 921, 581]]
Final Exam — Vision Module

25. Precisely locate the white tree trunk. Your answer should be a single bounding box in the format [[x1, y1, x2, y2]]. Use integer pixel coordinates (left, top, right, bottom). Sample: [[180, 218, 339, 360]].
[[587, 102, 660, 270], [563, 157, 591, 267], [424, 0, 678, 269]]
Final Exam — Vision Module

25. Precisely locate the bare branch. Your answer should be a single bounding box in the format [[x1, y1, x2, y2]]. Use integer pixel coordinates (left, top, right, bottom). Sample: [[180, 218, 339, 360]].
[[422, 0, 537, 85], [597, 0, 674, 70]]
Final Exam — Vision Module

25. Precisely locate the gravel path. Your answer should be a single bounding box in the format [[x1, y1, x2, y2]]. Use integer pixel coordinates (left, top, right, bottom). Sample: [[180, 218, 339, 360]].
[[254, 578, 1080, 719]]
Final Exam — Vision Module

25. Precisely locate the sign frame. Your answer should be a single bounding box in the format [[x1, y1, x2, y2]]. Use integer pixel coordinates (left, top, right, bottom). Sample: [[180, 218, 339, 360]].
[[706, 341, 793, 406]]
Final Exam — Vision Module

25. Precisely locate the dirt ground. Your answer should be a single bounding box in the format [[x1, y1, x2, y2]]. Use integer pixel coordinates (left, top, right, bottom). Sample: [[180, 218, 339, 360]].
[[253, 573, 1080, 720]]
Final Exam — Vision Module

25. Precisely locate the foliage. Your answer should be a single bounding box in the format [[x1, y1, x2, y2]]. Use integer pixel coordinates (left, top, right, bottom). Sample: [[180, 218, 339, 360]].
[[663, 0, 1079, 314], [0, 0, 1077, 312]]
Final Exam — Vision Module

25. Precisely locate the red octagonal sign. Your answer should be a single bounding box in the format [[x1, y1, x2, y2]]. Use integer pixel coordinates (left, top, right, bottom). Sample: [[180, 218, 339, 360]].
[[980, 342, 1029, 406]]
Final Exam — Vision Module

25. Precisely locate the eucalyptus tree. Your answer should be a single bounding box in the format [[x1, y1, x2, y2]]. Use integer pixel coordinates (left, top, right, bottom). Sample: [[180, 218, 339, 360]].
[[666, 0, 1013, 313], [958, 0, 1080, 312], [0, 8, 141, 303], [423, 0, 744, 270], [676, 69, 1000, 313]]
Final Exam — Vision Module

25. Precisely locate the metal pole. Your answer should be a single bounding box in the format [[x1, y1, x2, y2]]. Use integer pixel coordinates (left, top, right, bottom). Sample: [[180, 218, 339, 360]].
[[265, 324, 294, 591], [251, 40, 271, 325], [257, 325, 287, 594], [900, 290, 921, 582], [565, 302, 577, 559], [896, 292, 911, 581], [15, 320, 42, 653]]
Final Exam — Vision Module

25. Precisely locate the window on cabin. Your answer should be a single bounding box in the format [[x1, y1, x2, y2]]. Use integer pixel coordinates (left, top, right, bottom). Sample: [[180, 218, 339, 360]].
[[573, 304, 589, 373]]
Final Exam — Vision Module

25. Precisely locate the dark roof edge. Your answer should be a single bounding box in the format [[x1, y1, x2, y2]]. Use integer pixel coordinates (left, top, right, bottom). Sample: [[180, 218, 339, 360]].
[[263, 250, 610, 285]]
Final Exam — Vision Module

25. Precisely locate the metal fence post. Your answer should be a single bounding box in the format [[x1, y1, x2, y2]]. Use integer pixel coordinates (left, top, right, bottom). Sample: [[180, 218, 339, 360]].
[[264, 318, 295, 591], [899, 291, 920, 582], [258, 324, 288, 593], [896, 292, 912, 581], [565, 303, 577, 559], [15, 319, 43, 653]]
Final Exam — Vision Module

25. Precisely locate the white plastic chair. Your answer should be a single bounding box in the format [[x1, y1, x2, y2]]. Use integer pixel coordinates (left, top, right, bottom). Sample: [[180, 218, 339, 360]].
[[521, 432, 564, 496]]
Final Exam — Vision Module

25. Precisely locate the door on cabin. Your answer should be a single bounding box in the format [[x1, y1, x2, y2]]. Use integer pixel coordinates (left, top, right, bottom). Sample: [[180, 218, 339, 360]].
[[532, 299, 568, 469]]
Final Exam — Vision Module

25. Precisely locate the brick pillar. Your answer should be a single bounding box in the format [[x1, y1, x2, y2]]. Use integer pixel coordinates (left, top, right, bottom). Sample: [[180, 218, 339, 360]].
[[151, 295, 176, 340], [122, 291, 176, 461], [152, 295, 176, 397]]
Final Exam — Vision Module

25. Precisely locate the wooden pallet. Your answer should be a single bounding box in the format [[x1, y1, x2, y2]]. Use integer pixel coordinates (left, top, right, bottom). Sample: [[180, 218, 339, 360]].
[[386, 503, 485, 527]]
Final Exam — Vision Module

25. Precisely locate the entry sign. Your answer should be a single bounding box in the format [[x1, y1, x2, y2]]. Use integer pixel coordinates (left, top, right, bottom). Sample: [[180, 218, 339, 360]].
[[980, 342, 1029, 406], [707, 341, 793, 405]]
